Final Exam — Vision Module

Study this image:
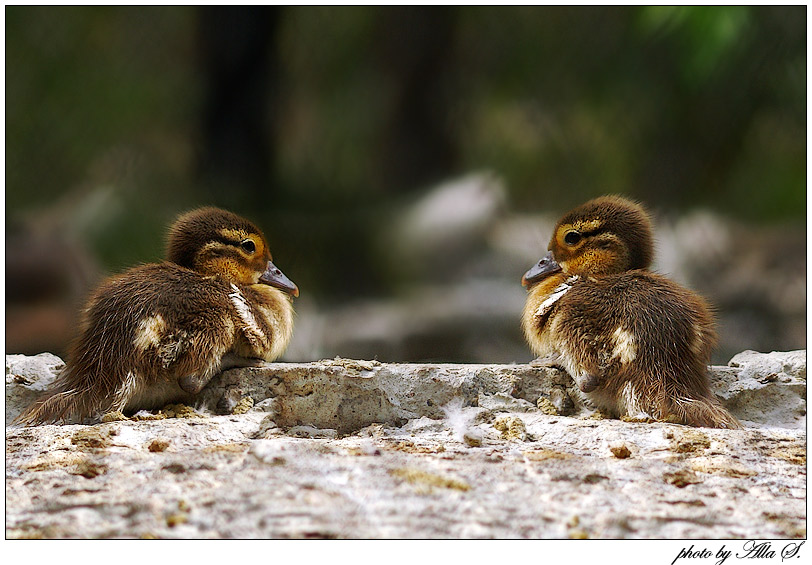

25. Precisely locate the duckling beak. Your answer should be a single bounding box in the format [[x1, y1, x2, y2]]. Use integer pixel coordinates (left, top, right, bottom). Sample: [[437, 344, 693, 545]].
[[522, 251, 562, 287], [259, 261, 299, 297]]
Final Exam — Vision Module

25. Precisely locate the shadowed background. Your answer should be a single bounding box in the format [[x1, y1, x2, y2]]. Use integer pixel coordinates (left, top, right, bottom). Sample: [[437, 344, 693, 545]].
[[5, 6, 806, 364]]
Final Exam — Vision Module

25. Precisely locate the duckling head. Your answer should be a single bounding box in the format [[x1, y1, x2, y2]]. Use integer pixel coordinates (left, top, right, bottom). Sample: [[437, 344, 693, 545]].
[[166, 207, 299, 296], [523, 195, 654, 286]]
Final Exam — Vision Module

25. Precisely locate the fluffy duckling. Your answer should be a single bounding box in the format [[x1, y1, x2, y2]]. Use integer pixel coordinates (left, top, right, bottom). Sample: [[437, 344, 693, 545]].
[[15, 207, 298, 425], [521, 196, 739, 429]]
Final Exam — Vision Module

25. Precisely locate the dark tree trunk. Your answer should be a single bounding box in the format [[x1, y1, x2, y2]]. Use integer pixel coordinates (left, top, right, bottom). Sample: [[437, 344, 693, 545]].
[[196, 6, 281, 210], [374, 6, 459, 193]]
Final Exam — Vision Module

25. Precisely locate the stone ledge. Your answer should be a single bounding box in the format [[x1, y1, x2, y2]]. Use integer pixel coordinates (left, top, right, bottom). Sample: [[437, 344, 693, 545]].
[[6, 351, 807, 429], [5, 351, 807, 539], [197, 350, 806, 432]]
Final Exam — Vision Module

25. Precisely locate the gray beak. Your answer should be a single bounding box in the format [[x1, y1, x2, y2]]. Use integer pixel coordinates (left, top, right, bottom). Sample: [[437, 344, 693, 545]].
[[521, 251, 561, 287], [259, 261, 299, 297]]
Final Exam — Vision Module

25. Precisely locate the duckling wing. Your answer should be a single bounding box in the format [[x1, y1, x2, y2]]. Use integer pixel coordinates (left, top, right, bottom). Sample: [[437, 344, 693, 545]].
[[123, 264, 235, 372], [227, 283, 295, 361], [88, 263, 240, 397], [15, 263, 235, 423], [552, 271, 719, 406], [542, 282, 628, 391]]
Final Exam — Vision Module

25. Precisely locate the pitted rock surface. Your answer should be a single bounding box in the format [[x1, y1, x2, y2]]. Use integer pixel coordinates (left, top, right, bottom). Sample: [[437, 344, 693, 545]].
[[6, 351, 806, 538]]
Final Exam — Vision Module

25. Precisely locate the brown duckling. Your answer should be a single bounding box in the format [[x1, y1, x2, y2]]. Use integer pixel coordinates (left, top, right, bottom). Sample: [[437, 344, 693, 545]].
[[15, 207, 298, 425], [521, 196, 739, 429]]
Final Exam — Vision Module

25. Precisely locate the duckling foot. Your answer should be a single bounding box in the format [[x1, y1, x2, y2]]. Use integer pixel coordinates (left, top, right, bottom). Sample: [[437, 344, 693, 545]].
[[574, 373, 601, 393], [530, 352, 566, 371], [178, 374, 212, 395], [179, 356, 265, 396], [219, 354, 266, 371]]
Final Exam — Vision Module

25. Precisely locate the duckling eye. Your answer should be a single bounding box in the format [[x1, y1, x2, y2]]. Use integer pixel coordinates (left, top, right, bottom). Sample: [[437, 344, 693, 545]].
[[563, 231, 582, 246], [240, 239, 256, 254]]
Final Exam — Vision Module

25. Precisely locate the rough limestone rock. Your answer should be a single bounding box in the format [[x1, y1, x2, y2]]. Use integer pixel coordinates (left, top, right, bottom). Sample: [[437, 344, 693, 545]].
[[5, 353, 65, 426], [5, 351, 806, 539], [722, 350, 807, 429]]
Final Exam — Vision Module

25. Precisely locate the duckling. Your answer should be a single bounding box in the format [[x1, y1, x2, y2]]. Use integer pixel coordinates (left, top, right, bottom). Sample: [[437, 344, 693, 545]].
[[15, 207, 299, 425], [521, 196, 739, 429]]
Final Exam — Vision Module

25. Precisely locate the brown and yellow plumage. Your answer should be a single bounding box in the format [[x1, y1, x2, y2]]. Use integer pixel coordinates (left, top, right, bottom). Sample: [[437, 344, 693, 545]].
[[15, 207, 298, 425], [521, 196, 739, 428]]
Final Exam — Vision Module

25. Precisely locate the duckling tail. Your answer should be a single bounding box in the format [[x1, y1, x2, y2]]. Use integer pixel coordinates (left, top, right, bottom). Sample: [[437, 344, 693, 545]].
[[671, 396, 741, 429], [13, 388, 78, 426], [12, 363, 103, 426], [12, 384, 97, 426]]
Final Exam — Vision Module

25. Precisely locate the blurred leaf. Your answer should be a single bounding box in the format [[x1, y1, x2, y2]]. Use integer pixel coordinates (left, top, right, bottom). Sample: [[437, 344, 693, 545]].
[[638, 6, 752, 86]]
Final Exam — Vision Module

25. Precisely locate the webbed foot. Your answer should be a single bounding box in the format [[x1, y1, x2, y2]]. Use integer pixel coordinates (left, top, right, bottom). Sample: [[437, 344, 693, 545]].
[[530, 352, 566, 370], [178, 374, 212, 395], [220, 353, 266, 371], [574, 372, 601, 393]]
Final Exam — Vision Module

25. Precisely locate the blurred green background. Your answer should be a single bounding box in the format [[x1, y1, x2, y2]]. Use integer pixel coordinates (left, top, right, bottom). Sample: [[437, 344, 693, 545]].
[[5, 6, 806, 362]]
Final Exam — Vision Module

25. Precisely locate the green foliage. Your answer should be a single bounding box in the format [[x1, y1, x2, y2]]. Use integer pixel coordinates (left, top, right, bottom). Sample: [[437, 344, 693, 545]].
[[639, 6, 752, 85], [5, 6, 806, 272]]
